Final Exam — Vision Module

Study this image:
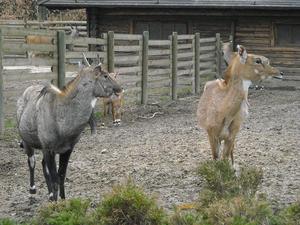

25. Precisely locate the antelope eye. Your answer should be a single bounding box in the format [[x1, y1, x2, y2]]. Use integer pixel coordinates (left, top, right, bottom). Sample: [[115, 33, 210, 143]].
[[255, 58, 262, 64], [104, 74, 108, 78]]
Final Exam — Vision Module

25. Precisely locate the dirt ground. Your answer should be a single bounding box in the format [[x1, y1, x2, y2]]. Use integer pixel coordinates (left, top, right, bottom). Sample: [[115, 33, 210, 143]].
[[0, 79, 299, 222]]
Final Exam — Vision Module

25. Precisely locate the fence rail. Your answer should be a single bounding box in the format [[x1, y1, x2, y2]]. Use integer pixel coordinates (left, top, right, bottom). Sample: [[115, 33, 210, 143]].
[[0, 26, 223, 134]]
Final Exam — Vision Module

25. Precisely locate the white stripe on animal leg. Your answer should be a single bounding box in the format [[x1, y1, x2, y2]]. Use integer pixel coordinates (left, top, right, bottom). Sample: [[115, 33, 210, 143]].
[[91, 98, 97, 108], [29, 156, 35, 168], [30, 185, 36, 190], [49, 193, 53, 198], [45, 166, 50, 175]]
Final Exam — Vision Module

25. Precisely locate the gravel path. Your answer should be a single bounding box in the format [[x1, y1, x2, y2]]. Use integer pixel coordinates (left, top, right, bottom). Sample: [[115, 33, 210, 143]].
[[0, 80, 299, 222]]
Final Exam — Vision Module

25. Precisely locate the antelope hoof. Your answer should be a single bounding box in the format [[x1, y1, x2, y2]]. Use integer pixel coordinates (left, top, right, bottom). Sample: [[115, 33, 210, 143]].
[[29, 186, 36, 194]]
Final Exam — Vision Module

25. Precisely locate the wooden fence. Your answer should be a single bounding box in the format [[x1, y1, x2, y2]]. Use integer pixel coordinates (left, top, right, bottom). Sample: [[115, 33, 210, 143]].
[[0, 27, 223, 134]]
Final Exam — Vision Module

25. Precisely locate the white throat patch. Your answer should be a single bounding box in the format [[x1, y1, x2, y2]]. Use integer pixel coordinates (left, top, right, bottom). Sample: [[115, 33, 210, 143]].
[[242, 80, 252, 92], [91, 98, 97, 108], [50, 84, 62, 94]]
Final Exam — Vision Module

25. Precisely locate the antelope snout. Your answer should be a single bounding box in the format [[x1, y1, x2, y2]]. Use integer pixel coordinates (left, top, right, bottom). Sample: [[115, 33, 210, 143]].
[[274, 71, 284, 80]]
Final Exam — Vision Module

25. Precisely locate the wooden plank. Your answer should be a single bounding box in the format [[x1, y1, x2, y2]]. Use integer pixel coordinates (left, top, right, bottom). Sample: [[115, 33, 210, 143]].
[[148, 68, 171, 76], [4, 43, 55, 53], [65, 37, 105, 45], [200, 37, 216, 44], [177, 34, 194, 40], [3, 71, 56, 82], [114, 45, 141, 52], [114, 55, 139, 64], [57, 31, 65, 88], [65, 51, 106, 59], [115, 66, 141, 74], [200, 68, 215, 75], [177, 52, 193, 59], [2, 27, 56, 36], [171, 32, 178, 100], [149, 40, 170, 46], [200, 52, 216, 60], [194, 33, 200, 94], [178, 69, 193, 76], [113, 33, 142, 41], [148, 49, 171, 56], [141, 31, 149, 105], [3, 57, 56, 66], [107, 31, 114, 73], [148, 59, 170, 67], [177, 61, 193, 68], [200, 45, 216, 52], [0, 28, 4, 135], [178, 43, 193, 50], [200, 61, 216, 69]]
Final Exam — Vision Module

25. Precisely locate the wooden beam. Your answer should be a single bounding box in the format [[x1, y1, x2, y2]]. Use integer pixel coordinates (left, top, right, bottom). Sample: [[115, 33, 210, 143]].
[[171, 32, 178, 100], [141, 31, 149, 105], [0, 29, 4, 135], [57, 31, 66, 88]]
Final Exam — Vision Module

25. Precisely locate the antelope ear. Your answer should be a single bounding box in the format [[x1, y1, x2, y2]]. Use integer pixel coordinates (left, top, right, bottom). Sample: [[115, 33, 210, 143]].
[[237, 45, 247, 64], [94, 63, 103, 75]]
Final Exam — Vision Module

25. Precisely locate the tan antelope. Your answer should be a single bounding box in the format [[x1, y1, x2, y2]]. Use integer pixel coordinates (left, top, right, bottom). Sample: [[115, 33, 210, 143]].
[[102, 91, 124, 126], [197, 45, 283, 164]]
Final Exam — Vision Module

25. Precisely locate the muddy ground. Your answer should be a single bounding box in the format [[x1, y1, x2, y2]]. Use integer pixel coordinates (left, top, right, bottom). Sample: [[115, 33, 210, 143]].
[[0, 79, 299, 222]]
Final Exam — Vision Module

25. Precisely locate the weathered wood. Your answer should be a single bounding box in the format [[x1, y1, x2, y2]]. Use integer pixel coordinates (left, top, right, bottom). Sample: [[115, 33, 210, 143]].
[[65, 37, 105, 45], [57, 31, 65, 88], [148, 49, 171, 56], [200, 37, 216, 44], [114, 55, 139, 64], [65, 51, 106, 59], [148, 59, 170, 67], [0, 29, 4, 135], [177, 52, 194, 59], [194, 33, 200, 94], [200, 45, 216, 52], [115, 66, 141, 74], [4, 43, 55, 53], [2, 57, 56, 66], [215, 33, 222, 78], [148, 68, 171, 76], [113, 33, 142, 41], [171, 32, 178, 100], [107, 31, 114, 73], [178, 69, 193, 76], [177, 60, 193, 68], [199, 52, 216, 60], [178, 43, 193, 50], [3, 71, 56, 82], [113, 45, 141, 52], [141, 31, 149, 104], [177, 34, 194, 40], [200, 68, 216, 76], [2, 27, 55, 36], [148, 40, 170, 46], [200, 61, 216, 68]]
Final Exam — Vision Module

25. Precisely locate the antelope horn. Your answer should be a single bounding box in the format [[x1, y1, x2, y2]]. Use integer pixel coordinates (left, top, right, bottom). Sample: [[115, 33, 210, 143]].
[[82, 53, 90, 67]]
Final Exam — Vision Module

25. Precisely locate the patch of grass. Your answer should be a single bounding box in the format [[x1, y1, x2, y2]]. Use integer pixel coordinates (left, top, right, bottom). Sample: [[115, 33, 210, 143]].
[[31, 198, 93, 225], [94, 179, 168, 225], [0, 218, 18, 225], [279, 201, 300, 225], [94, 111, 103, 120], [5, 118, 16, 129]]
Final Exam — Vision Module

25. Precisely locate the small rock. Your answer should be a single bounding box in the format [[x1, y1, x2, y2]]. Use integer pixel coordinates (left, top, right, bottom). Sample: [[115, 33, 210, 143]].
[[101, 149, 108, 154]]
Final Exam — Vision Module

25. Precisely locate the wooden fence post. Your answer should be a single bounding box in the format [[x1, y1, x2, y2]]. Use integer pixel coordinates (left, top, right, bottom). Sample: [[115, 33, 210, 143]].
[[107, 31, 115, 73], [194, 33, 200, 94], [0, 28, 4, 135], [171, 32, 178, 100], [141, 31, 149, 105], [57, 31, 65, 89], [216, 33, 222, 78], [229, 34, 234, 51]]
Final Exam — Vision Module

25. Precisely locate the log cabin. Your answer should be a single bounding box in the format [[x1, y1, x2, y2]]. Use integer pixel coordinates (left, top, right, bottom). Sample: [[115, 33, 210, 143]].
[[38, 0, 300, 78]]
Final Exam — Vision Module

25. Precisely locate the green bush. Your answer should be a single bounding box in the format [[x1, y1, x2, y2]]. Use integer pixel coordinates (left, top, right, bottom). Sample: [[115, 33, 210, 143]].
[[31, 198, 93, 225], [0, 218, 18, 225], [94, 180, 168, 225], [197, 160, 263, 206], [279, 201, 300, 225]]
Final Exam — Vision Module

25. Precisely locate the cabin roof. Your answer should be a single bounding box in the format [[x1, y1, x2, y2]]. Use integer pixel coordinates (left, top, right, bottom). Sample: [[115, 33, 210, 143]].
[[38, 0, 300, 9]]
